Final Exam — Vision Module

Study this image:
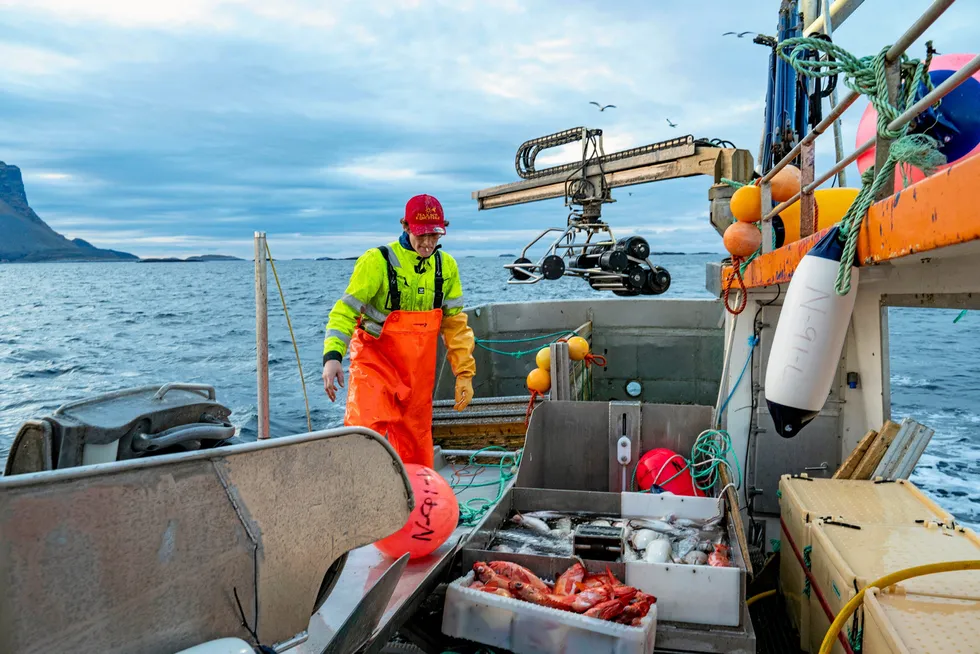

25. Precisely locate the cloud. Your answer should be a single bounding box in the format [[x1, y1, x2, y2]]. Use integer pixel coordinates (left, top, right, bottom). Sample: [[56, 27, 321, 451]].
[[1, 0, 975, 259]]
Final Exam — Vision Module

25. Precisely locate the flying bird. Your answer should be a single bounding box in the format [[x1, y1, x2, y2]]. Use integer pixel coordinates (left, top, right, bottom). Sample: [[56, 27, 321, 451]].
[[666, 118, 677, 128], [590, 101, 616, 111], [723, 31, 757, 38]]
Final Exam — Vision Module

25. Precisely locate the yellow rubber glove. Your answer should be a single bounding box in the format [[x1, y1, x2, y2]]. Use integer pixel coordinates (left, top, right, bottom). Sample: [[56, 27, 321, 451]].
[[441, 312, 476, 412], [455, 375, 474, 411], [441, 313, 476, 377]]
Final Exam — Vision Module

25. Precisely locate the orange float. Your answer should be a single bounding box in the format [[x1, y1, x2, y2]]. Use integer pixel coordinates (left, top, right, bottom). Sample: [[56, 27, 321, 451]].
[[770, 165, 802, 202], [723, 221, 762, 258], [527, 367, 551, 393], [566, 336, 590, 361], [730, 184, 762, 223], [375, 464, 459, 560]]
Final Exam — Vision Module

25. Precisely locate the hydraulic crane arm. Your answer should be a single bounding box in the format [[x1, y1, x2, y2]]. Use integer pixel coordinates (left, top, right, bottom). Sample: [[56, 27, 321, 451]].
[[473, 133, 753, 210]]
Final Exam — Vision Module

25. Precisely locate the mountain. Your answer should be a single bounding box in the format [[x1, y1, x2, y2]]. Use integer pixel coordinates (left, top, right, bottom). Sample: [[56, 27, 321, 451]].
[[0, 162, 138, 262]]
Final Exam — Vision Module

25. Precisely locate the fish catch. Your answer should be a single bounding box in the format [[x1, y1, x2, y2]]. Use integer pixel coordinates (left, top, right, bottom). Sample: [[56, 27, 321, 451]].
[[487, 560, 551, 593], [492, 510, 730, 567], [467, 560, 655, 624], [510, 513, 553, 536]]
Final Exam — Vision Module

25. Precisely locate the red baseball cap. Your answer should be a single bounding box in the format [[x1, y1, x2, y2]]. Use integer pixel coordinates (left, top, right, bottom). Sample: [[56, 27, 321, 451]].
[[404, 194, 447, 236]]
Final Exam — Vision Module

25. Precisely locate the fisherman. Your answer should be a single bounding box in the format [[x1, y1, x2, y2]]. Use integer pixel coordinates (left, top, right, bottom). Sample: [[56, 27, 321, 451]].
[[322, 194, 476, 468]]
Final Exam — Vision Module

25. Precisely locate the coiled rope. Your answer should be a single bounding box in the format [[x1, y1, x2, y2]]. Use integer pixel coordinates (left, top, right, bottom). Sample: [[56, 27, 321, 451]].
[[777, 37, 947, 295], [630, 428, 742, 495], [448, 446, 522, 526]]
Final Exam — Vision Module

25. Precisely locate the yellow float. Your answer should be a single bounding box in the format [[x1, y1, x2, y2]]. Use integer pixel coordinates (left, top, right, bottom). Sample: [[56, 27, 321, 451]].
[[526, 367, 551, 393], [535, 346, 551, 371], [773, 187, 860, 247], [566, 336, 590, 361]]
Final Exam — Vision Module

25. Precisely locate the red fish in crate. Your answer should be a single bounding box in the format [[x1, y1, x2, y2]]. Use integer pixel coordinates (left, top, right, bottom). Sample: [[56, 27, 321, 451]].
[[487, 560, 552, 594], [616, 594, 654, 624], [708, 544, 730, 567], [570, 586, 610, 613], [509, 581, 577, 612], [472, 563, 510, 589], [479, 586, 515, 598], [553, 562, 586, 595], [584, 598, 627, 620]]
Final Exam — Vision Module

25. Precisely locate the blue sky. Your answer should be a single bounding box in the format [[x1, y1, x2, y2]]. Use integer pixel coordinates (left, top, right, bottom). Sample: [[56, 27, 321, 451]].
[[1, 0, 976, 258]]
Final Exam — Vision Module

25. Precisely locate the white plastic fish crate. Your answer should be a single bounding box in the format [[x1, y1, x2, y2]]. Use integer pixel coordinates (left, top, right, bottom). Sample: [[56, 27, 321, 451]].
[[620, 492, 744, 627], [441, 571, 657, 654]]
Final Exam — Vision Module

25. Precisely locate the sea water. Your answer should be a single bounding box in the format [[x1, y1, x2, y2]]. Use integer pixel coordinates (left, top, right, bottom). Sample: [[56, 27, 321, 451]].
[[1, 255, 977, 527]]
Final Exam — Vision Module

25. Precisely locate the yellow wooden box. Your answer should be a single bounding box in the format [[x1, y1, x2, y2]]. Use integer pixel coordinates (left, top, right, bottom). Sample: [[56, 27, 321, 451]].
[[862, 589, 980, 654], [807, 522, 980, 654], [777, 476, 954, 650]]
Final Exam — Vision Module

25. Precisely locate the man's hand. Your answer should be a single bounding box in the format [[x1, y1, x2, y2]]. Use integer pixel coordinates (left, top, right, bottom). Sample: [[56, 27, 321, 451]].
[[322, 360, 345, 402], [454, 375, 474, 411]]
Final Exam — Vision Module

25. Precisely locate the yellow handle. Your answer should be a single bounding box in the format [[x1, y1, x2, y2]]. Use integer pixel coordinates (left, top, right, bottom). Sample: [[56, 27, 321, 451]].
[[819, 559, 980, 654]]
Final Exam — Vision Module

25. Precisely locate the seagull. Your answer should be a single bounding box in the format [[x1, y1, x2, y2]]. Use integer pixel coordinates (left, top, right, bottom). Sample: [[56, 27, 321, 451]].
[[723, 31, 757, 38], [666, 118, 677, 128], [590, 101, 616, 111]]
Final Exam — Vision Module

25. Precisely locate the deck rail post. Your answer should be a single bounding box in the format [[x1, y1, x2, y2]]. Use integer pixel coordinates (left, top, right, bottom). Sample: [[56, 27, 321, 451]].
[[254, 231, 270, 440]]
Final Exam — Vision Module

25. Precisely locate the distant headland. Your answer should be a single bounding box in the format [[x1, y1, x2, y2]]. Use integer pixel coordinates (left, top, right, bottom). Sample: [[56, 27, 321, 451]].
[[140, 255, 244, 263], [0, 162, 139, 263]]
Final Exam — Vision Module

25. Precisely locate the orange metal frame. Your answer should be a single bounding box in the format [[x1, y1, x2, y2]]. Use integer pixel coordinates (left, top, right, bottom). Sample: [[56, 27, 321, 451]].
[[722, 153, 980, 289]]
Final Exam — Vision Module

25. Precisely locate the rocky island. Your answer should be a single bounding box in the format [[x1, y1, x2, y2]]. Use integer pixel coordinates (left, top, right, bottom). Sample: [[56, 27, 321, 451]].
[[0, 162, 138, 263]]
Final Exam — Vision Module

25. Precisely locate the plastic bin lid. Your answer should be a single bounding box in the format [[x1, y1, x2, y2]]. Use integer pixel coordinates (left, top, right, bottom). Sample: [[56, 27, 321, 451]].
[[781, 477, 952, 525], [866, 589, 980, 653], [816, 522, 980, 599]]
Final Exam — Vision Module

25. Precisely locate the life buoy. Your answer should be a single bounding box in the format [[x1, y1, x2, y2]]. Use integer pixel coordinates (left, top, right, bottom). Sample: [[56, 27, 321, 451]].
[[764, 226, 858, 437]]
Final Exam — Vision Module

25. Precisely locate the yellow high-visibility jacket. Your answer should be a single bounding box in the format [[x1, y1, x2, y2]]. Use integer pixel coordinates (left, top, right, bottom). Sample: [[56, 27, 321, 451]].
[[323, 237, 476, 379]]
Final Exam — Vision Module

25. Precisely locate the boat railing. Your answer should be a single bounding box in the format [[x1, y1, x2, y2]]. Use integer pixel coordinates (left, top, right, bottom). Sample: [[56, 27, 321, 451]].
[[758, 0, 980, 254]]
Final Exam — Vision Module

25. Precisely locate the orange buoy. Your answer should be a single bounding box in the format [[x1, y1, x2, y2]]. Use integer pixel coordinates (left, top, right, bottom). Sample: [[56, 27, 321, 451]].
[[374, 464, 459, 559], [535, 347, 551, 370], [723, 221, 762, 258], [527, 367, 551, 393], [771, 165, 802, 202], [566, 336, 590, 361], [730, 184, 762, 223]]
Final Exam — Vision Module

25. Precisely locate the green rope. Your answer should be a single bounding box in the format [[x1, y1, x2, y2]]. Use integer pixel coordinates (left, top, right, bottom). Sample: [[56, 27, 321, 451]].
[[770, 538, 781, 554], [630, 429, 742, 493], [954, 309, 968, 323], [720, 177, 751, 189], [803, 545, 813, 598], [474, 330, 577, 358], [777, 37, 946, 296], [450, 446, 522, 526]]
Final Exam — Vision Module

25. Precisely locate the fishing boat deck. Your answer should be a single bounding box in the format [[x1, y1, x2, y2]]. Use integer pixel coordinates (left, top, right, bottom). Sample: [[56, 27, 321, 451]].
[[299, 448, 510, 653]]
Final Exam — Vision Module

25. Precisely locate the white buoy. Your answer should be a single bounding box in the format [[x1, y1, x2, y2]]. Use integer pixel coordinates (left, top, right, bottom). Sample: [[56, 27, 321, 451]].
[[765, 227, 858, 437]]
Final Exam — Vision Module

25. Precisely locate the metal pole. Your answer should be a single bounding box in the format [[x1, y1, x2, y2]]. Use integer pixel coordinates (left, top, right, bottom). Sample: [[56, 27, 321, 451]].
[[805, 0, 866, 35], [801, 0, 821, 33], [255, 231, 270, 440], [822, 0, 848, 187], [886, 0, 956, 63]]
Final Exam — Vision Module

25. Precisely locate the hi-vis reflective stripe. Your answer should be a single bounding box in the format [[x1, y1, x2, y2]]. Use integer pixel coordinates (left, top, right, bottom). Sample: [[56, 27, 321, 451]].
[[443, 296, 464, 310], [325, 329, 351, 345], [362, 320, 383, 337], [341, 293, 389, 324], [381, 247, 400, 270]]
